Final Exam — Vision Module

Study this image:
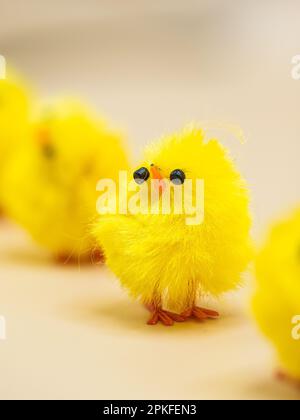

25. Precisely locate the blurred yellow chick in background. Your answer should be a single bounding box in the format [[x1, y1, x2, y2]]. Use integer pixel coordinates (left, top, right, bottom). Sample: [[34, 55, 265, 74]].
[[94, 127, 252, 326], [0, 71, 32, 212], [2, 98, 129, 262], [253, 207, 300, 383]]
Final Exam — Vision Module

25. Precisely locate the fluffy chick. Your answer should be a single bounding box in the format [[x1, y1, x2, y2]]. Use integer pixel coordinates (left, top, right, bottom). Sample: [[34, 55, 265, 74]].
[[0, 72, 32, 209], [94, 127, 252, 325], [253, 208, 300, 382], [2, 98, 129, 262]]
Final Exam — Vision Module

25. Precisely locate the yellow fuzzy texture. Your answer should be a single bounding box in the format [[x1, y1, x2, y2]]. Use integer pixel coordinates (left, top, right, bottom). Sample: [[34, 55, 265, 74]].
[[94, 127, 252, 313], [253, 208, 300, 380], [2, 98, 129, 259], [0, 72, 32, 206]]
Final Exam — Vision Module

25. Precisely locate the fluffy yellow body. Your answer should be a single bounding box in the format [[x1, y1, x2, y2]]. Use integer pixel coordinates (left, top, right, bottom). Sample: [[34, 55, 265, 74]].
[[94, 127, 252, 314], [2, 99, 129, 260]]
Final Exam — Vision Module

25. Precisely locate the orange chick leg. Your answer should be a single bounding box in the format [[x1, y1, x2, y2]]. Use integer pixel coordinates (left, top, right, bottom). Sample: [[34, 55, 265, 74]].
[[276, 370, 300, 388], [146, 303, 186, 326], [55, 253, 74, 265], [54, 248, 105, 265], [181, 306, 219, 320], [90, 248, 105, 264]]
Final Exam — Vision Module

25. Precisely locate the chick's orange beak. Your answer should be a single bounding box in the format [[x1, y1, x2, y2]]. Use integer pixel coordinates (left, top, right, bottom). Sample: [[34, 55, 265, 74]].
[[37, 127, 50, 146], [150, 165, 166, 193]]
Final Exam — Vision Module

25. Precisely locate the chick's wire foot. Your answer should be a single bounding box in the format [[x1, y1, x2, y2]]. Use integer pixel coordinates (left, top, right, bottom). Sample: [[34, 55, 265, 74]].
[[181, 306, 219, 320], [90, 248, 105, 264], [276, 371, 300, 389], [147, 308, 186, 326]]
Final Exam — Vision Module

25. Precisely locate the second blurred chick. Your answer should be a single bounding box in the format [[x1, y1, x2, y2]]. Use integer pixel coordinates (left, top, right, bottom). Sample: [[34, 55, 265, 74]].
[[253, 207, 300, 383], [2, 98, 129, 262]]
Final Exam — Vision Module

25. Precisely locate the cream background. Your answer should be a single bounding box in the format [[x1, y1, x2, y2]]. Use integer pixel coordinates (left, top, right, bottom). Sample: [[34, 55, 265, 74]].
[[0, 0, 299, 399]]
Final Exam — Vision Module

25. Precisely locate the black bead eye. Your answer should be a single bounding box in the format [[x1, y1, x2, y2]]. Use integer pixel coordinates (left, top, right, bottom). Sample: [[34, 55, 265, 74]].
[[133, 167, 150, 184], [42, 143, 55, 159], [170, 169, 185, 185]]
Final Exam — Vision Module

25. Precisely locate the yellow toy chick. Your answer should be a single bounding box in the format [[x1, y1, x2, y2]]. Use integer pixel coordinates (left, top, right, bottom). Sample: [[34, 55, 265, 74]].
[[253, 207, 300, 383], [0, 72, 32, 211], [2, 98, 129, 262], [94, 127, 252, 325]]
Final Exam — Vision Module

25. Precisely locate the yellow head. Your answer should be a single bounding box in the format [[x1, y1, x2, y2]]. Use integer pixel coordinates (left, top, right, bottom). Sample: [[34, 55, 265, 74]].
[[131, 126, 251, 230], [33, 99, 128, 185]]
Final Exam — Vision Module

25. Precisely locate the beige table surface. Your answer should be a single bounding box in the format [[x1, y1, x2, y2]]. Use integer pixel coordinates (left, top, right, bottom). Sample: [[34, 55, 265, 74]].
[[1, 0, 300, 400], [0, 221, 299, 400]]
